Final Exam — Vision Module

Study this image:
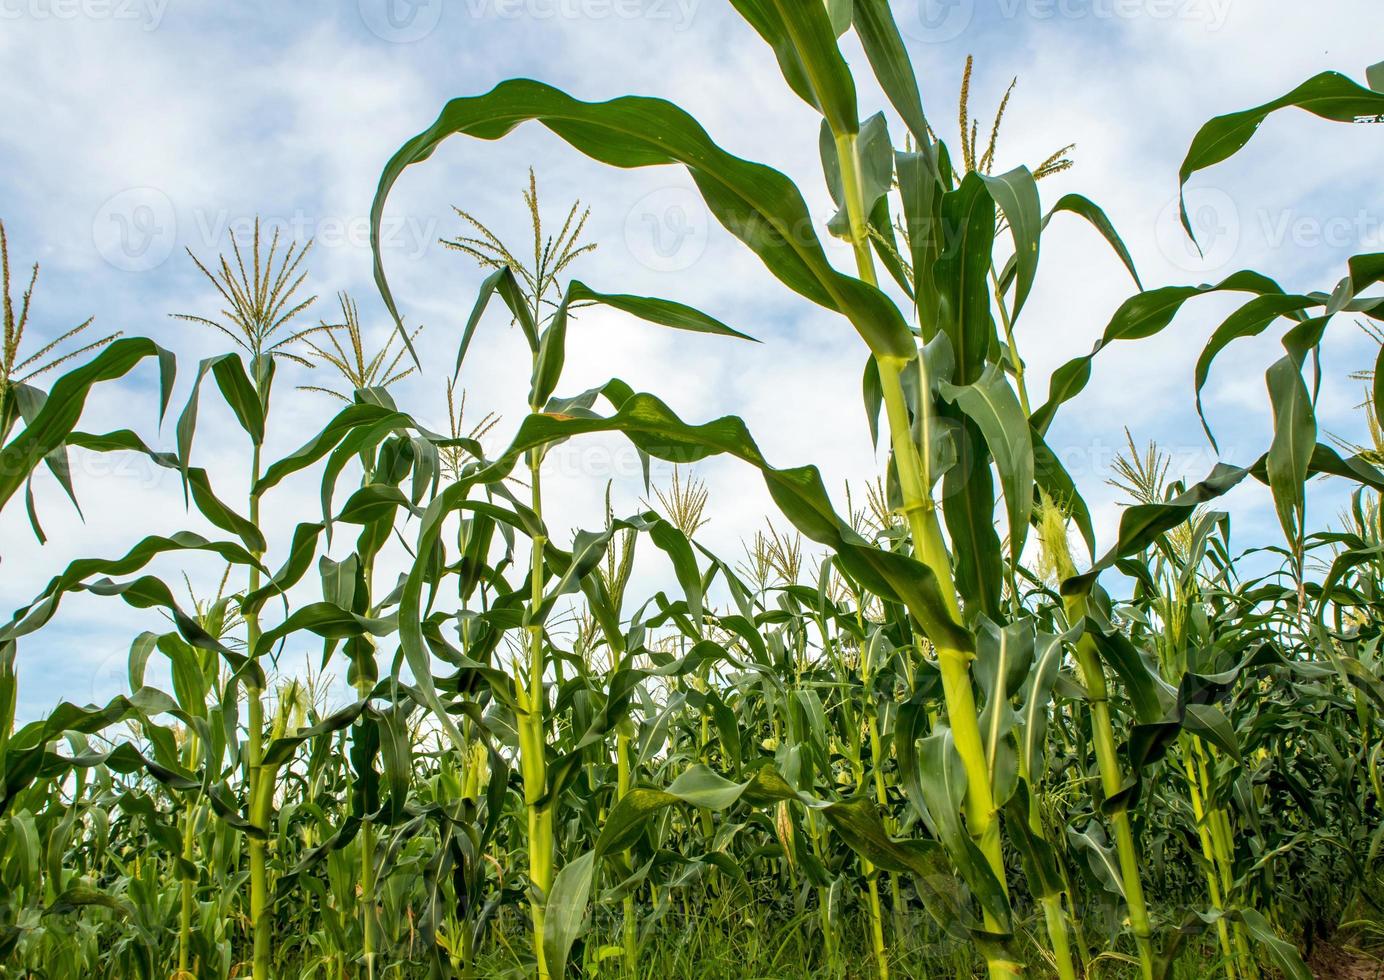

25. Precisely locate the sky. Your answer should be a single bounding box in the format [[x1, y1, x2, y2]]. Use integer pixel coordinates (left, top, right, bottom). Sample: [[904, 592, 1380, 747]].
[[0, 0, 1381, 719]]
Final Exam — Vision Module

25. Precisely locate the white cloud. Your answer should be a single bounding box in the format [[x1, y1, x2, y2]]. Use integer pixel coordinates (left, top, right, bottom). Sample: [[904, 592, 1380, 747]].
[[1, 2, 1380, 715]]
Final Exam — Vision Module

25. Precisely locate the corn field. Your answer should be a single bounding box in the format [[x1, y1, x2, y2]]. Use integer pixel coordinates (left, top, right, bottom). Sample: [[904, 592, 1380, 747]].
[[1, 4, 1382, 979]]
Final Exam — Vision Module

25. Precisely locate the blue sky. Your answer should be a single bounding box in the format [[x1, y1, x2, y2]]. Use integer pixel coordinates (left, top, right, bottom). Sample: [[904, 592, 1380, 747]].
[[1, 0, 1381, 718]]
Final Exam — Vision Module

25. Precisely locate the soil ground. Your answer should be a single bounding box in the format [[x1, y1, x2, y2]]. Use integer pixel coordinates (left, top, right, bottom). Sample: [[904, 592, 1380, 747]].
[[1309, 943, 1383, 979]]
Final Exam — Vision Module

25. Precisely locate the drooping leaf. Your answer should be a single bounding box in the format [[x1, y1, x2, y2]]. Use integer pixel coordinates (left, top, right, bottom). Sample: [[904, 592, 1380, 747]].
[[1033, 271, 1282, 435], [1062, 463, 1253, 596], [728, 0, 858, 136], [851, 0, 933, 153], [0, 338, 175, 512], [1180, 70, 1384, 244], [371, 80, 914, 360], [980, 167, 1041, 321]]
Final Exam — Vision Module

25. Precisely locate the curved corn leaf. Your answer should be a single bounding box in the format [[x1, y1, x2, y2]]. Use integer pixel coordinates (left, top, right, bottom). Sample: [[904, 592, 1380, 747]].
[[1180, 70, 1384, 244], [370, 79, 915, 361], [0, 338, 174, 511]]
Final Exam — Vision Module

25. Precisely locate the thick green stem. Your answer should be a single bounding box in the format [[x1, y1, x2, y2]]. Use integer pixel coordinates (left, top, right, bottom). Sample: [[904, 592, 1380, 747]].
[[244, 434, 272, 980], [359, 558, 379, 980], [177, 744, 200, 977], [1197, 741, 1255, 979], [1184, 743, 1237, 980], [834, 132, 879, 283], [1066, 592, 1154, 980], [246, 689, 269, 979], [617, 631, 636, 968], [360, 822, 377, 977], [854, 636, 889, 980], [840, 129, 1013, 979], [617, 684, 637, 970], [520, 450, 553, 980], [1018, 750, 1081, 980], [1041, 894, 1079, 980]]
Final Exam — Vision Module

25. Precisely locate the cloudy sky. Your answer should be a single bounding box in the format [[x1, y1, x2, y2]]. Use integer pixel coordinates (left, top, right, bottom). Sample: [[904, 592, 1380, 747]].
[[1, 0, 1380, 718]]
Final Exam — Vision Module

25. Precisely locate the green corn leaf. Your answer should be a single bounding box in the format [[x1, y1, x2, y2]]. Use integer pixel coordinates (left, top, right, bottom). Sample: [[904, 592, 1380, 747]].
[[820, 113, 894, 239], [1069, 822, 1124, 898], [1033, 270, 1282, 434], [1239, 909, 1311, 980], [941, 413, 1003, 620], [9, 384, 81, 540], [253, 603, 397, 658], [1193, 293, 1319, 448], [980, 167, 1041, 321], [64, 430, 266, 552], [940, 363, 1034, 561], [935, 173, 998, 386], [1087, 627, 1176, 726], [851, 0, 933, 151], [1, 532, 263, 643], [455, 265, 539, 377], [542, 850, 596, 977], [1181, 704, 1241, 763], [256, 403, 405, 494], [371, 79, 915, 362], [44, 884, 135, 919], [1062, 463, 1253, 596], [1265, 354, 1316, 548], [1045, 193, 1142, 290], [574, 283, 755, 342], [729, 0, 858, 136], [241, 522, 327, 617], [825, 0, 851, 35], [1016, 627, 1077, 784], [1180, 70, 1384, 244], [917, 729, 1013, 930], [530, 282, 753, 408], [648, 518, 704, 630], [176, 355, 264, 513], [1373, 342, 1384, 426], [0, 338, 174, 512], [262, 698, 372, 769], [897, 149, 946, 334], [1003, 781, 1064, 899]]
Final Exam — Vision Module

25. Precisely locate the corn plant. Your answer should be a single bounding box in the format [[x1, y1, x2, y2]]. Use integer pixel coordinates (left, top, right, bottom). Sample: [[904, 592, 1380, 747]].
[[0, 6, 1381, 980]]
